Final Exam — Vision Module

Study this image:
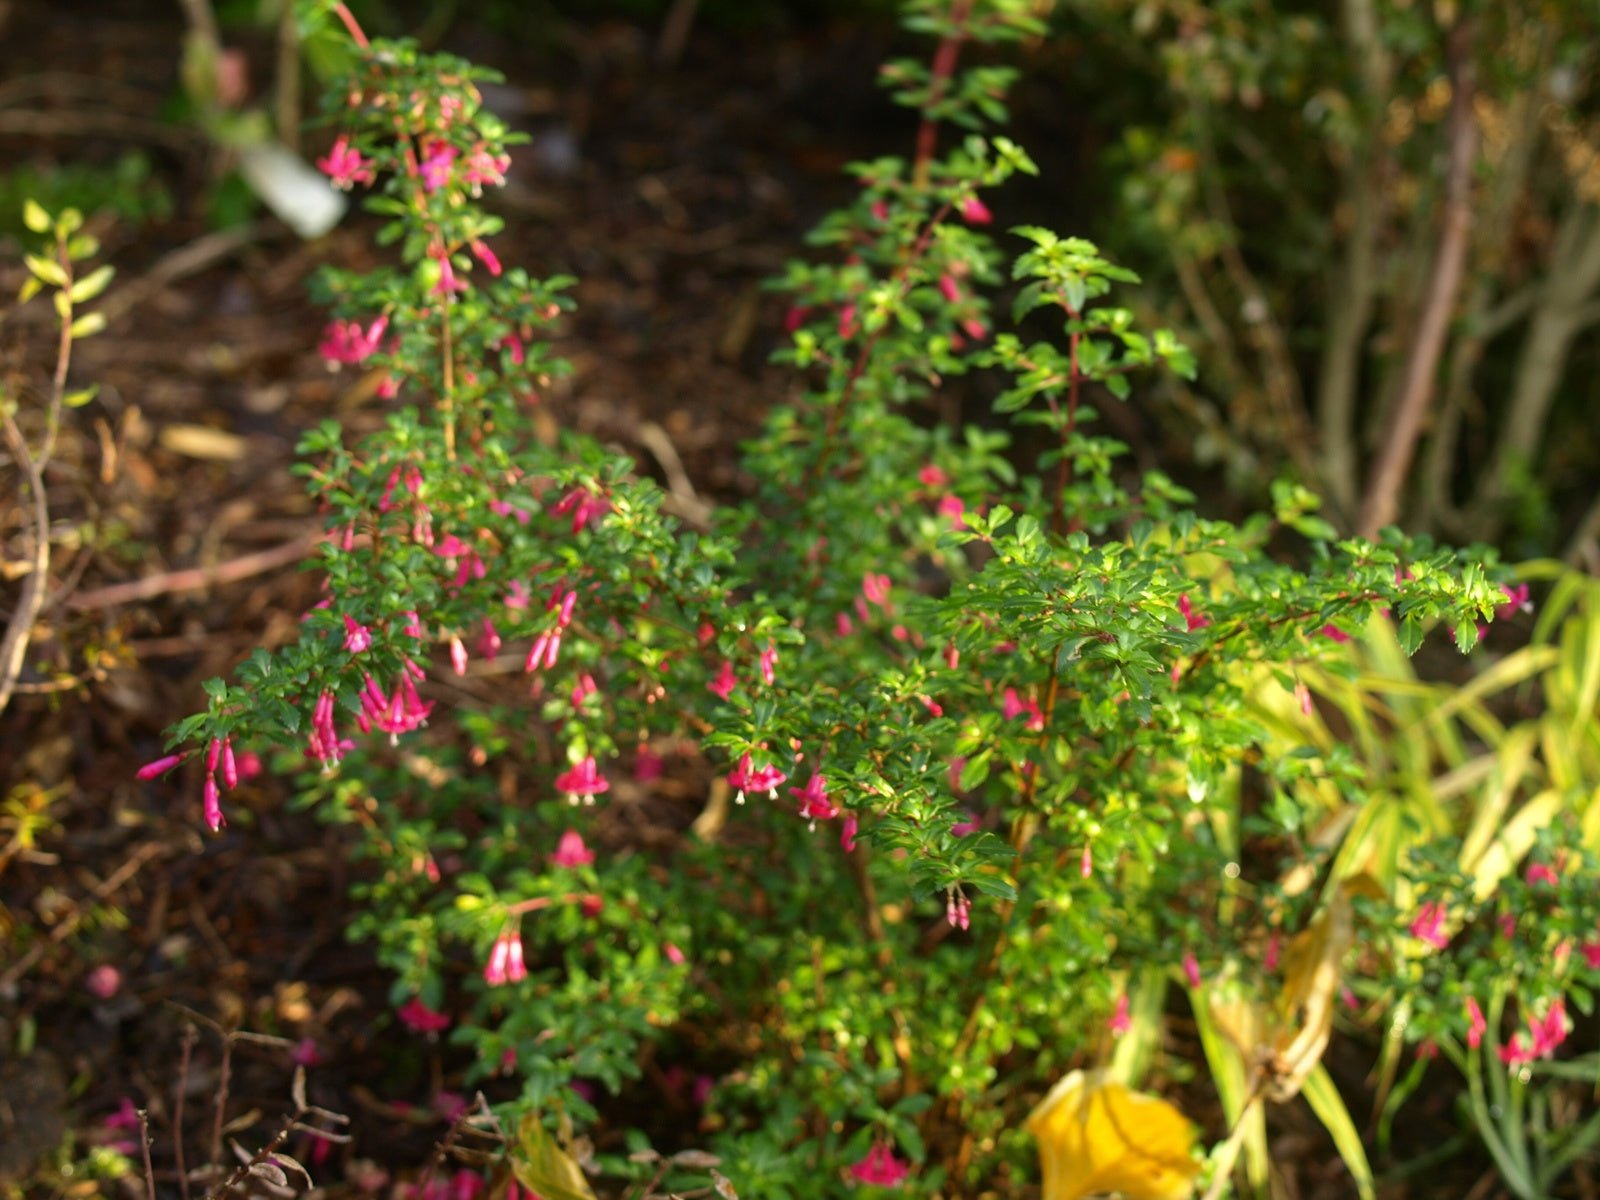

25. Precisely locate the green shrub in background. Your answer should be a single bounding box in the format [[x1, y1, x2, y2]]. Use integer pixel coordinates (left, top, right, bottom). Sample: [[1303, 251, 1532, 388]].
[[1060, 0, 1600, 554]]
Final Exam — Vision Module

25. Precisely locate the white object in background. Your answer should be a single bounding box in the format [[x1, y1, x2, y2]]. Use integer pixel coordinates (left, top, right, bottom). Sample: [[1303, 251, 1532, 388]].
[[237, 142, 347, 239]]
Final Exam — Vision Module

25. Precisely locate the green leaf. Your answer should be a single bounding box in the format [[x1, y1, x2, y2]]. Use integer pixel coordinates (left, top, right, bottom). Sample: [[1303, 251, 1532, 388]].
[[63, 386, 99, 409], [1301, 1063, 1374, 1200], [1453, 617, 1479, 654], [22, 199, 51, 234]]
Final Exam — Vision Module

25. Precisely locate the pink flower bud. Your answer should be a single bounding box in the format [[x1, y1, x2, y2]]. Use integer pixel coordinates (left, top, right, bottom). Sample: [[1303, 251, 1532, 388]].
[[221, 737, 238, 789], [136, 754, 184, 781], [203, 775, 225, 832], [958, 195, 992, 225]]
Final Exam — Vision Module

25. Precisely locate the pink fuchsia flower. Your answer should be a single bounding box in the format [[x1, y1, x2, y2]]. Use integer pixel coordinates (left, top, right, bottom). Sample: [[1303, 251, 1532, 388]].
[[957, 194, 992, 225], [203, 775, 225, 832], [1080, 843, 1093, 879], [759, 643, 779, 686], [946, 889, 971, 931], [727, 753, 787, 803], [450, 636, 469, 676], [840, 813, 859, 852], [469, 239, 501, 277], [397, 998, 451, 1035], [635, 745, 664, 782], [555, 755, 610, 805], [936, 493, 966, 529], [420, 141, 457, 192], [431, 249, 467, 297], [1321, 624, 1351, 644], [317, 135, 375, 189], [1465, 997, 1487, 1049], [664, 942, 686, 966], [102, 1097, 141, 1153], [1409, 900, 1450, 950], [789, 774, 838, 824], [450, 1171, 485, 1200], [550, 830, 595, 868], [343, 614, 372, 653], [1001, 686, 1044, 732], [290, 1038, 322, 1067], [477, 618, 502, 659], [1525, 860, 1559, 887], [938, 274, 961, 303], [462, 145, 510, 194], [221, 737, 238, 788], [1581, 939, 1600, 969], [1530, 997, 1569, 1057], [1497, 583, 1532, 619], [1108, 993, 1131, 1037], [838, 303, 859, 339], [708, 660, 737, 700], [950, 811, 979, 837], [483, 931, 526, 987], [1177, 593, 1210, 631], [136, 753, 185, 780], [849, 1142, 909, 1188], [1264, 931, 1282, 973], [862, 572, 892, 607], [918, 463, 948, 488], [319, 316, 388, 365], [552, 485, 609, 533], [1182, 951, 1202, 989]]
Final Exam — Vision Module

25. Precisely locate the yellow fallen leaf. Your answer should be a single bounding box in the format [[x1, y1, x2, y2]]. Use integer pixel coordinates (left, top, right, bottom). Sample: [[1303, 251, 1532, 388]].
[[1026, 1070, 1200, 1200]]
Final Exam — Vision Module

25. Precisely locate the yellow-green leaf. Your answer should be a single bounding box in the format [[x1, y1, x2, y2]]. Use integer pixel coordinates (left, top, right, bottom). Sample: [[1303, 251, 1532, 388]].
[[18, 277, 42, 304], [26, 254, 67, 287], [69, 265, 114, 304], [511, 1114, 598, 1200], [69, 312, 106, 339], [64, 386, 99, 409], [1301, 1063, 1374, 1200], [22, 199, 51, 234]]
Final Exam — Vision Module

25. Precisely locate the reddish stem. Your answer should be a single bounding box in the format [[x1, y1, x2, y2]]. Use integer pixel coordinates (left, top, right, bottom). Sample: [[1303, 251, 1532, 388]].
[[330, 2, 370, 49], [913, 0, 975, 181]]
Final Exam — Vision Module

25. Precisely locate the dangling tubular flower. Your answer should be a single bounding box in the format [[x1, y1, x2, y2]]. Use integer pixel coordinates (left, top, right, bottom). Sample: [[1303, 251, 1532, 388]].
[[397, 998, 451, 1035], [1177, 593, 1210, 631], [343, 614, 372, 653], [317, 135, 375, 189], [848, 1142, 908, 1188], [1108, 993, 1131, 1037], [946, 888, 971, 931], [727, 752, 787, 804], [1465, 997, 1486, 1049], [1409, 900, 1449, 950], [555, 755, 610, 805], [789, 774, 838, 825], [759, 643, 778, 686], [221, 737, 238, 789], [202, 775, 225, 832], [549, 830, 595, 868], [708, 660, 737, 700]]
